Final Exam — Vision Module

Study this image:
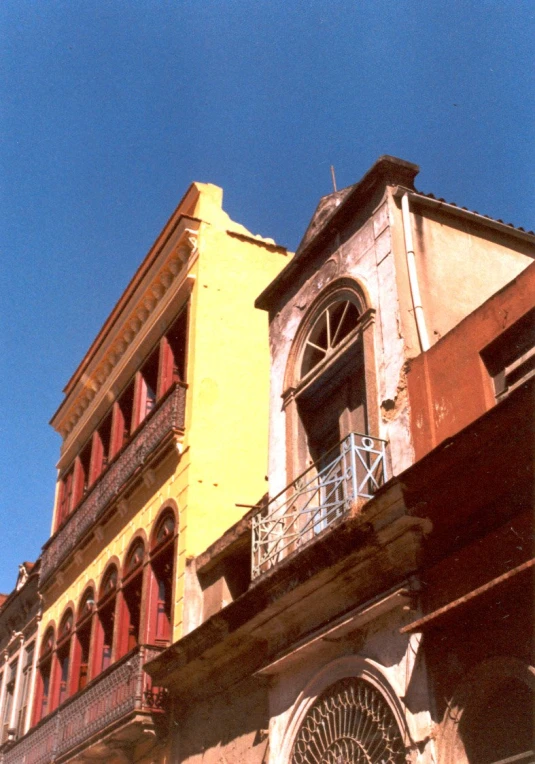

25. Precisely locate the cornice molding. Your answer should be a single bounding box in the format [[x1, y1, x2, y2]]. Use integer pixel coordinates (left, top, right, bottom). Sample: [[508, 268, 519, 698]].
[[56, 225, 199, 443]]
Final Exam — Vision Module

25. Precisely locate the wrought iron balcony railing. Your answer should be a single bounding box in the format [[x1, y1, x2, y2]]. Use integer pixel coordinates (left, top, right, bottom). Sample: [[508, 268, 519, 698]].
[[40, 383, 186, 585], [252, 432, 388, 579], [1, 645, 165, 764]]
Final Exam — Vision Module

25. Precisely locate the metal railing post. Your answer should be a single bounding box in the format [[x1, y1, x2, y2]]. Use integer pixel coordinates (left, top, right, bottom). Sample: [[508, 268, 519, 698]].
[[381, 438, 388, 483], [349, 432, 358, 503]]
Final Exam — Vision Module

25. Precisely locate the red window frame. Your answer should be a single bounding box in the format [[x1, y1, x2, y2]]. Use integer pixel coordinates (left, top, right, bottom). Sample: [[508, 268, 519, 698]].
[[160, 307, 188, 395], [55, 610, 74, 708], [110, 380, 135, 457], [32, 628, 56, 725], [147, 512, 177, 645], [71, 588, 95, 694], [133, 347, 160, 430], [93, 566, 118, 676], [57, 468, 74, 528], [117, 540, 146, 658]]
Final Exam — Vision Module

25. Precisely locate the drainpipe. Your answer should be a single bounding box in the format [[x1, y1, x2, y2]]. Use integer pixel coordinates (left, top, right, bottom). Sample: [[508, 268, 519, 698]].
[[401, 192, 430, 352]]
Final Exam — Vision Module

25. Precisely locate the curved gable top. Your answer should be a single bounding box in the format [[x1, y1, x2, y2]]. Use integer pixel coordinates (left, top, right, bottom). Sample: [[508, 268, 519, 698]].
[[256, 155, 419, 312]]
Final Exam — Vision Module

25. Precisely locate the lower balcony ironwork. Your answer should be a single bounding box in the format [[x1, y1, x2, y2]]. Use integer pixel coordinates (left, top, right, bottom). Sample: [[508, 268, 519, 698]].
[[252, 432, 388, 579], [41, 382, 186, 584], [1, 645, 166, 764]]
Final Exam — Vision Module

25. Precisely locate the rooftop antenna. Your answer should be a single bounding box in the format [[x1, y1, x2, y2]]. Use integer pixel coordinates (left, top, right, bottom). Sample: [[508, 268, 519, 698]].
[[330, 165, 338, 193]]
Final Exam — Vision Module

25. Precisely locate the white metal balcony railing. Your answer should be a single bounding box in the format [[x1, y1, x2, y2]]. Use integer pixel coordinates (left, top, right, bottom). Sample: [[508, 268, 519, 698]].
[[252, 432, 388, 579]]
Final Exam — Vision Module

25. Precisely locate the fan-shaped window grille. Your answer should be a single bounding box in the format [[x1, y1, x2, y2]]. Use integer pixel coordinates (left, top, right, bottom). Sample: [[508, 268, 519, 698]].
[[291, 678, 406, 764], [153, 512, 175, 549], [100, 565, 118, 600], [126, 539, 145, 575], [301, 300, 360, 379], [78, 588, 95, 620], [58, 610, 73, 640], [41, 627, 55, 658]]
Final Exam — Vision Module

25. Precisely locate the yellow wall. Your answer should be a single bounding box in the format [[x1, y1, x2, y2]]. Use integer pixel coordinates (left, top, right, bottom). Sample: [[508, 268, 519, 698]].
[[183, 223, 288, 556], [41, 184, 289, 647]]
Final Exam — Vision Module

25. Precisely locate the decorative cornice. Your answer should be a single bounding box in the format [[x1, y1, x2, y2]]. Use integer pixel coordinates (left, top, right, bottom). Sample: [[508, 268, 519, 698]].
[[56, 226, 199, 441]]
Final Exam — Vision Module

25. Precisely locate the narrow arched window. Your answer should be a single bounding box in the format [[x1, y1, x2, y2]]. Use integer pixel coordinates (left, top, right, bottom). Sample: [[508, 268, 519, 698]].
[[148, 512, 176, 645], [72, 588, 95, 692], [33, 627, 55, 724], [94, 565, 118, 674], [277, 284, 385, 551], [119, 540, 146, 657], [56, 610, 74, 706], [297, 295, 367, 470]]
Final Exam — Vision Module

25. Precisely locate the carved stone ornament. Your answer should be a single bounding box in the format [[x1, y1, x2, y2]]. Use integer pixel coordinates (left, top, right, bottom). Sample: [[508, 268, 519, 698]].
[[15, 563, 29, 591]]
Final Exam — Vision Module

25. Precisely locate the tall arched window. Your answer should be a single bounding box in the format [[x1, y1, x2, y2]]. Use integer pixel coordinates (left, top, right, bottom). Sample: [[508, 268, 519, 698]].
[[295, 291, 368, 470], [56, 610, 74, 707], [148, 511, 177, 645], [119, 539, 146, 657], [278, 282, 383, 541], [72, 588, 95, 693], [33, 627, 55, 724], [94, 565, 118, 675]]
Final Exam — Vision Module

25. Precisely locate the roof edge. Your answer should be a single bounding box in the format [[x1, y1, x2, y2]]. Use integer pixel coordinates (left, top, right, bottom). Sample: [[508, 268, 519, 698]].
[[255, 156, 419, 311]]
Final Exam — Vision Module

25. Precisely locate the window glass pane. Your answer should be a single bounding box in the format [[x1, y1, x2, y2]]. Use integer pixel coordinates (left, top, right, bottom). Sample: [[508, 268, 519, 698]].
[[301, 300, 360, 378]]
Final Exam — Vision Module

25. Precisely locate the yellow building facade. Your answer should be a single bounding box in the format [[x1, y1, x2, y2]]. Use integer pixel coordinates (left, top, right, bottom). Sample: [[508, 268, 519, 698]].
[[9, 183, 288, 763]]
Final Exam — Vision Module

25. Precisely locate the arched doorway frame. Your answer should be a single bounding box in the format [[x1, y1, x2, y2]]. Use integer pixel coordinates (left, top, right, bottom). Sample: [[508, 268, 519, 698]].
[[438, 656, 535, 764], [277, 656, 412, 764]]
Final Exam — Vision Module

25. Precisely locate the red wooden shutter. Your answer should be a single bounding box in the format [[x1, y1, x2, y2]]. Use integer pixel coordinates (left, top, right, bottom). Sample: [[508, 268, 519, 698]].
[[89, 431, 104, 484], [158, 336, 174, 397], [71, 457, 86, 509]]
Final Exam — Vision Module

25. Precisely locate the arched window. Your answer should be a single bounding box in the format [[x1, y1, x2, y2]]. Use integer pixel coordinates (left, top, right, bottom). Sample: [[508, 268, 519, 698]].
[[277, 283, 384, 543], [56, 610, 74, 707], [300, 299, 361, 379], [72, 588, 95, 693], [119, 539, 146, 657], [94, 565, 118, 674], [33, 627, 55, 724], [148, 511, 177, 645], [291, 677, 406, 763], [295, 292, 368, 467]]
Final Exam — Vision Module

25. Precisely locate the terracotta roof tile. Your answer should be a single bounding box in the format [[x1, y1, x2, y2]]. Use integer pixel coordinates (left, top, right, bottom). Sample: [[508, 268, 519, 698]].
[[415, 189, 535, 236]]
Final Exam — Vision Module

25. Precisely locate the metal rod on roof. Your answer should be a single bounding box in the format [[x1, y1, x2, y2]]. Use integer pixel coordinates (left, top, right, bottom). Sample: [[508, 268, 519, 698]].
[[330, 165, 337, 193]]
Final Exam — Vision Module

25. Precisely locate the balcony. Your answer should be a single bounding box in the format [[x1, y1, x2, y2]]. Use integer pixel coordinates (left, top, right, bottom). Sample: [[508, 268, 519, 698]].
[[41, 383, 187, 585], [1, 645, 166, 764], [252, 432, 388, 579]]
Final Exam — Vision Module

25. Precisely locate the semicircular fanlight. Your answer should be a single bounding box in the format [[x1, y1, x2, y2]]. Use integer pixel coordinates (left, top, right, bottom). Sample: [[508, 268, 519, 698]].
[[154, 513, 175, 548], [301, 300, 360, 379], [291, 677, 406, 764], [126, 540, 145, 574]]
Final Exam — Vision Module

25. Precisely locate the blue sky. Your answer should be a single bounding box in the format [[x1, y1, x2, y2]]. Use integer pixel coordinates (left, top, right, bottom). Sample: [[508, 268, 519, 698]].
[[1, 0, 533, 593]]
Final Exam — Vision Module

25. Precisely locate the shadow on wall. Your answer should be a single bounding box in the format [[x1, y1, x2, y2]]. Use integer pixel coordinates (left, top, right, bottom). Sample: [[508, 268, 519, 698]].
[[176, 675, 270, 763]]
